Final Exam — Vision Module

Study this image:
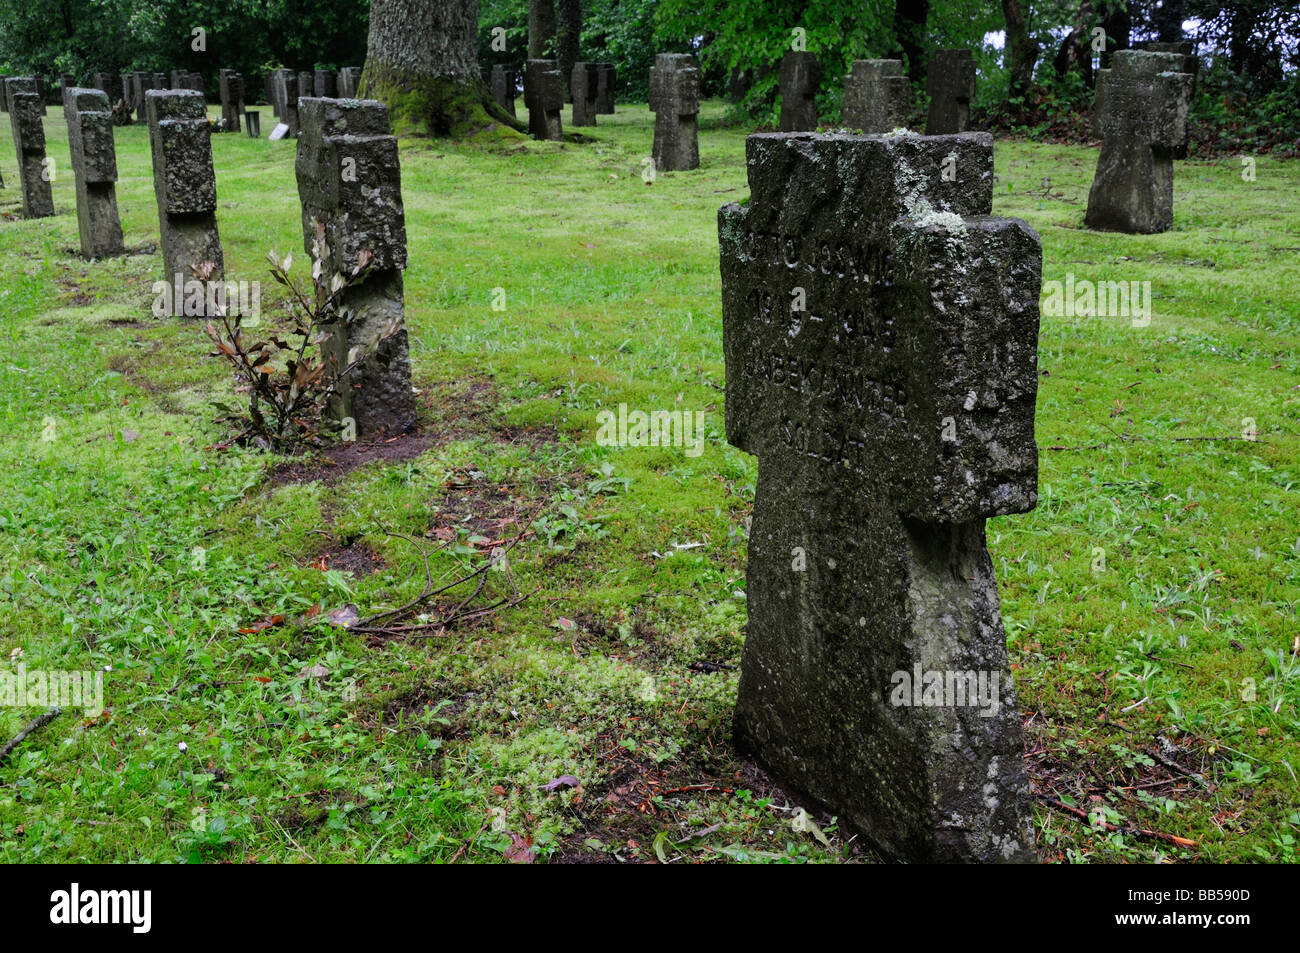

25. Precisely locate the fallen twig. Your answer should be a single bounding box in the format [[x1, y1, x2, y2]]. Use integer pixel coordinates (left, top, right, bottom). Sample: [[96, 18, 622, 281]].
[[1038, 795, 1198, 848], [352, 507, 541, 637], [0, 706, 62, 764]]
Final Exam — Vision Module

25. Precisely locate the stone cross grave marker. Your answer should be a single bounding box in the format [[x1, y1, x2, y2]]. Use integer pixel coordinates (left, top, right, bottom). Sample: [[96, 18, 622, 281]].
[[273, 69, 299, 138], [649, 53, 700, 171], [338, 67, 362, 99], [7, 79, 55, 218], [842, 59, 909, 132], [93, 73, 118, 102], [145, 89, 224, 310], [571, 62, 598, 127], [490, 66, 516, 117], [1085, 50, 1193, 234], [219, 69, 244, 132], [66, 87, 125, 257], [123, 73, 139, 114], [313, 70, 337, 98], [925, 48, 975, 134], [595, 63, 615, 113], [296, 97, 415, 437], [778, 52, 820, 132], [719, 131, 1042, 863], [524, 59, 563, 140]]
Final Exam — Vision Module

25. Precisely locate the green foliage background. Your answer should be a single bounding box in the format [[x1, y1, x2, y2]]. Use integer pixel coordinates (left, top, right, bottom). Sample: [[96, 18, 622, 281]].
[[0, 0, 370, 81], [5, 1, 1295, 126]]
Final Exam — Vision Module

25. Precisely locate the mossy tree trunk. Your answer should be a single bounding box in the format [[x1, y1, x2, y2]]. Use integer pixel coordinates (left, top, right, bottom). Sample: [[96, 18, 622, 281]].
[[361, 0, 526, 139]]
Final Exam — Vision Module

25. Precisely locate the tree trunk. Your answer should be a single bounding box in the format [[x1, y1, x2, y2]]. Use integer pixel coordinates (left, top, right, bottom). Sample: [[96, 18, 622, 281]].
[[1097, 0, 1130, 70], [362, 0, 525, 139], [1052, 1, 1094, 85], [556, 0, 582, 102], [1001, 0, 1039, 100], [529, 0, 556, 59], [892, 0, 929, 88]]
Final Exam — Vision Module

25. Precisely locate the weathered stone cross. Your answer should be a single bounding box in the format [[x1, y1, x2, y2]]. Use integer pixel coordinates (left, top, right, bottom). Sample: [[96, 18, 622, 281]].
[[145, 89, 224, 310], [925, 48, 975, 134], [1085, 50, 1193, 234], [720, 131, 1042, 863], [524, 59, 563, 141], [6, 78, 55, 219], [778, 51, 820, 132], [65, 86, 125, 257], [296, 97, 414, 437], [649, 53, 700, 171]]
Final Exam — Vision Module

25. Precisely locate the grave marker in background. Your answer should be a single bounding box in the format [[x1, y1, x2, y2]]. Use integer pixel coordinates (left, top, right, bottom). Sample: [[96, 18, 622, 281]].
[[524, 59, 563, 141], [649, 53, 700, 171], [219, 69, 244, 132], [571, 62, 598, 126], [313, 70, 337, 98], [66, 87, 125, 258], [925, 49, 975, 134], [842, 59, 909, 132], [491, 65, 516, 117], [338, 67, 362, 99], [595, 63, 615, 113], [778, 52, 820, 132], [1085, 50, 1193, 234]]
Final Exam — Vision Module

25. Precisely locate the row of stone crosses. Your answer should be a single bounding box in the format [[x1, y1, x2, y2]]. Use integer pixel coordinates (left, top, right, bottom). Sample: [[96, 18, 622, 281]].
[[0, 42, 1200, 862]]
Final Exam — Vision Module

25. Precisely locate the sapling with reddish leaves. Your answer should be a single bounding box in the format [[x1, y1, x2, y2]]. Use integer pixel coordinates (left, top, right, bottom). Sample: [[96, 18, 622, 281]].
[[203, 228, 392, 454]]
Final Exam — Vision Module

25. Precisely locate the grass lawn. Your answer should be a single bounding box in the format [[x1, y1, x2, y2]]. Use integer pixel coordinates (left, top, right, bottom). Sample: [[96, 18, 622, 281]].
[[0, 98, 1296, 863]]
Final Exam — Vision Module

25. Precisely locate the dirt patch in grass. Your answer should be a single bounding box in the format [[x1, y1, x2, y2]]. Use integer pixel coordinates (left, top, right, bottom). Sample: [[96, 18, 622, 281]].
[[422, 378, 499, 442], [549, 749, 855, 865], [106, 352, 186, 415], [421, 376, 559, 449], [350, 683, 476, 742], [267, 430, 436, 487], [317, 539, 385, 576], [429, 467, 537, 541], [56, 275, 94, 307]]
